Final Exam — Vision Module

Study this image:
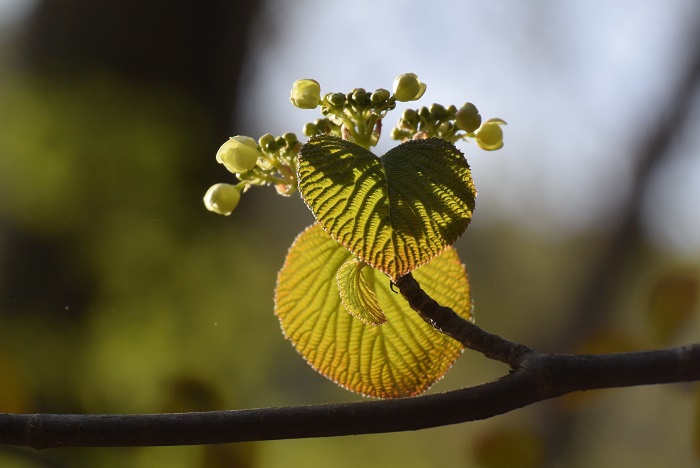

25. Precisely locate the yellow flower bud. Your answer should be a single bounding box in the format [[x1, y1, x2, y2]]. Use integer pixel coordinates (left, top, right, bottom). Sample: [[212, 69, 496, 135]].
[[455, 102, 481, 133], [203, 183, 241, 216], [392, 73, 427, 102], [475, 119, 507, 151], [290, 79, 321, 109], [216, 136, 259, 173]]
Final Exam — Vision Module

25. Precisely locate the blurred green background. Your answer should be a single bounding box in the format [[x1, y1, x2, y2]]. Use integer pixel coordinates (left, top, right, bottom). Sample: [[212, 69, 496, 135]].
[[1, 1, 699, 467]]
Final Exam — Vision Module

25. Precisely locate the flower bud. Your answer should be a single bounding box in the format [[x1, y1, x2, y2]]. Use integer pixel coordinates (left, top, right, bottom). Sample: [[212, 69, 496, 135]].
[[402, 108, 419, 125], [203, 183, 241, 216], [418, 106, 430, 120], [290, 79, 321, 109], [455, 102, 481, 133], [282, 132, 298, 146], [390, 127, 408, 140], [351, 88, 367, 105], [327, 92, 346, 108], [392, 73, 427, 102], [438, 121, 452, 134], [475, 119, 506, 151], [429, 103, 447, 121], [303, 122, 317, 137], [371, 88, 391, 105], [216, 136, 260, 173], [398, 118, 413, 130], [258, 133, 277, 151], [315, 118, 333, 134]]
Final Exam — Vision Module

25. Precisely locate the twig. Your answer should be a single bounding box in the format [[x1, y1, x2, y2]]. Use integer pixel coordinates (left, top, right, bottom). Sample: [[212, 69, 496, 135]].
[[0, 345, 699, 449], [2, 274, 700, 449], [394, 273, 532, 366]]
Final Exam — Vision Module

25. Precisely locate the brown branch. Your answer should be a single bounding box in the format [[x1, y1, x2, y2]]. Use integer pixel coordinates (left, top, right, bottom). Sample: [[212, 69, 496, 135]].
[[1, 274, 700, 449], [394, 273, 532, 366], [0, 345, 699, 449]]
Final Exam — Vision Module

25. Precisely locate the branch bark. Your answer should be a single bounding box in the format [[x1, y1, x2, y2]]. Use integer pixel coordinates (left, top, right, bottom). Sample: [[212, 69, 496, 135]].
[[1, 345, 699, 449], [1, 273, 700, 449], [394, 273, 532, 366]]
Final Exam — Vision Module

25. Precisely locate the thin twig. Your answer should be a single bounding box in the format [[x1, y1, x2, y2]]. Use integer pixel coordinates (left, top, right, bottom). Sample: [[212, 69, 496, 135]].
[[2, 276, 700, 449], [395, 273, 532, 366], [1, 275, 697, 450], [0, 344, 698, 449]]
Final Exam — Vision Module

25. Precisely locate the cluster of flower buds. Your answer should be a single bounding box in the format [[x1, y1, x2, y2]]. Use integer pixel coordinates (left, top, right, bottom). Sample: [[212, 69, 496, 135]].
[[203, 132, 300, 215], [290, 77, 403, 149], [391, 101, 506, 150], [205, 72, 506, 215]]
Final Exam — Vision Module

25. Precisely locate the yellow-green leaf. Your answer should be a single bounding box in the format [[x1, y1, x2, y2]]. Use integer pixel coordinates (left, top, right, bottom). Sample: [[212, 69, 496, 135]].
[[298, 135, 476, 281], [274, 223, 472, 398], [336, 258, 386, 325]]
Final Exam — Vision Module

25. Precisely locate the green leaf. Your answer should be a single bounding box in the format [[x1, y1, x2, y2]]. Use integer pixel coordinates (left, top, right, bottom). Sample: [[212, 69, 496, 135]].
[[336, 258, 386, 325], [298, 135, 476, 280], [274, 223, 472, 398]]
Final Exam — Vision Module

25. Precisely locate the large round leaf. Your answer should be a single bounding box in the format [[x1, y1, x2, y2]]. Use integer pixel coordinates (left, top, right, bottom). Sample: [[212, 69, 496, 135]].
[[298, 135, 477, 280], [274, 223, 473, 398]]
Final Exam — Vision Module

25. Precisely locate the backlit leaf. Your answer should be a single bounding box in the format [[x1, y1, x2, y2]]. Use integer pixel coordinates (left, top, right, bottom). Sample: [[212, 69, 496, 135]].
[[298, 135, 476, 280], [274, 223, 472, 398], [336, 258, 386, 325]]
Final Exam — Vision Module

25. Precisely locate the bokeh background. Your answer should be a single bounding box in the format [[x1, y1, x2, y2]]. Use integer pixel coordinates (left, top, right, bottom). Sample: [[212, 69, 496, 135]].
[[1, 0, 699, 466]]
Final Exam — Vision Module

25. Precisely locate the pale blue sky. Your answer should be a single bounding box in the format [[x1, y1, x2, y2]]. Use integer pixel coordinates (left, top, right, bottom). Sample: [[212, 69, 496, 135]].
[[1, 0, 698, 253], [239, 0, 700, 254]]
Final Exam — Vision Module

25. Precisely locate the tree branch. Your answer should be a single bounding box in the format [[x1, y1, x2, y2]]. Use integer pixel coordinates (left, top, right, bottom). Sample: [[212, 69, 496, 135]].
[[2, 273, 700, 449], [394, 273, 532, 366], [1, 344, 699, 449]]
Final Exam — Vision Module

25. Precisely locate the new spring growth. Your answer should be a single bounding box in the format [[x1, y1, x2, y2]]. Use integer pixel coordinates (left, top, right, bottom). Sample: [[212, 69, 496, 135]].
[[203, 183, 242, 216], [290, 79, 321, 109], [204, 132, 300, 214], [390, 100, 506, 150], [474, 118, 507, 151], [204, 72, 506, 215], [217, 136, 260, 173], [392, 73, 427, 102], [455, 102, 481, 133], [302, 83, 397, 149]]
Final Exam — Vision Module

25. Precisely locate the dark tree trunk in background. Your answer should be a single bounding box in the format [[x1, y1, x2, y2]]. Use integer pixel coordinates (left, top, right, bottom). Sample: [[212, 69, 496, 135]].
[[2, 1, 262, 318], [20, 0, 260, 138]]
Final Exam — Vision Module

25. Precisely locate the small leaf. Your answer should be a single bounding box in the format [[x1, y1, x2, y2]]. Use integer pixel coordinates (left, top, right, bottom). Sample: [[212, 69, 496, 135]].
[[336, 258, 386, 325], [298, 135, 476, 280], [275, 223, 472, 398]]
